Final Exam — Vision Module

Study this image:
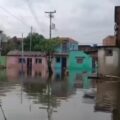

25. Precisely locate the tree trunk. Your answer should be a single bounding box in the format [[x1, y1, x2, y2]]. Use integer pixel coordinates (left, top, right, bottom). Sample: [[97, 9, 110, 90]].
[[47, 57, 53, 78]]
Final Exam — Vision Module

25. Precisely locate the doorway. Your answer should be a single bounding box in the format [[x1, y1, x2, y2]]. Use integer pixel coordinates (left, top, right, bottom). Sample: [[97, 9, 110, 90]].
[[62, 57, 67, 70], [27, 58, 32, 75]]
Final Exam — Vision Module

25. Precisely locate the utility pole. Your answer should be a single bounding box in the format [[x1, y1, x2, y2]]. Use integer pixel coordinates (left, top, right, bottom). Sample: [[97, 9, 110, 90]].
[[21, 33, 24, 72], [45, 10, 56, 39], [0, 31, 3, 56], [30, 26, 32, 51]]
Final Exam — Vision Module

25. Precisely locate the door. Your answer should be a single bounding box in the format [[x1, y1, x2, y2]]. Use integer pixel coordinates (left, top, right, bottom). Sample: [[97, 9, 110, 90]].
[[27, 58, 32, 75], [62, 57, 67, 70]]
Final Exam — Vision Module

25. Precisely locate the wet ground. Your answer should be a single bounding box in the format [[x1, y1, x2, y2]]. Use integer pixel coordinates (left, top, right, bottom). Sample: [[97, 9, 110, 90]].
[[0, 68, 118, 120]]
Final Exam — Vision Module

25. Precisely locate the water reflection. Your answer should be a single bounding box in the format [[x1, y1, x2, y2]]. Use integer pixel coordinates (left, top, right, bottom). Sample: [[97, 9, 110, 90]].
[[0, 68, 112, 120], [95, 78, 120, 120], [95, 79, 119, 112]]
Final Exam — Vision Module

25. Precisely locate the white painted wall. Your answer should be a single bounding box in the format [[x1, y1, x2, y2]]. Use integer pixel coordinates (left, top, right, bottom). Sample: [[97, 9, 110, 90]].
[[98, 48, 120, 76]]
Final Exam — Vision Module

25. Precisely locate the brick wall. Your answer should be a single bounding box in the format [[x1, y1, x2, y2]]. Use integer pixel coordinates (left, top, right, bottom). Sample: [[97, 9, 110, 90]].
[[103, 36, 116, 46]]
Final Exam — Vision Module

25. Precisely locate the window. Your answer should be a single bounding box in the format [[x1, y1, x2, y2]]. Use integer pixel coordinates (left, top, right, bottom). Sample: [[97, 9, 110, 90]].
[[35, 58, 42, 64], [62, 43, 67, 52], [19, 58, 26, 63], [73, 45, 74, 50], [56, 57, 60, 63], [76, 57, 84, 64], [105, 49, 113, 56]]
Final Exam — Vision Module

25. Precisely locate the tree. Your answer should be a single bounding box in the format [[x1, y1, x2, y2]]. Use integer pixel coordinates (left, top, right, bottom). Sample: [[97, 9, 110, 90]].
[[42, 38, 61, 77], [23, 33, 45, 51], [23, 33, 61, 52], [34, 37, 61, 52], [2, 36, 20, 55]]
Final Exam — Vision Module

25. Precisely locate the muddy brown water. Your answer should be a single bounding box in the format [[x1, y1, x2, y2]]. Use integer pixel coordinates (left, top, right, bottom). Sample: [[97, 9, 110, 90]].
[[0, 69, 116, 120]]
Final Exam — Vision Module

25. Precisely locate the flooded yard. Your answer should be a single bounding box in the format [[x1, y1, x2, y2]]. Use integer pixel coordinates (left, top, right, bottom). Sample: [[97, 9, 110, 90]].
[[0, 68, 114, 120]]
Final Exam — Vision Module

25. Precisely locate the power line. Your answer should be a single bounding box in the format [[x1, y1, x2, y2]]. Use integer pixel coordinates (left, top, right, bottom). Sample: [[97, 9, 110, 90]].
[[25, 0, 41, 31], [0, 5, 38, 39], [0, 6, 30, 28]]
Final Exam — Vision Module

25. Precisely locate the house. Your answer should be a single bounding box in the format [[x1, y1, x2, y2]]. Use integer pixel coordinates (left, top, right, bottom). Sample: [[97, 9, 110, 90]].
[[7, 50, 48, 77], [53, 37, 78, 70], [98, 46, 120, 76], [53, 38, 93, 71]]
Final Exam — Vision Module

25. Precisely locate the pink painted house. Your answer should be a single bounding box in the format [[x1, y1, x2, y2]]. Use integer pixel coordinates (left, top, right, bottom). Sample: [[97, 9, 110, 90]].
[[7, 50, 49, 78]]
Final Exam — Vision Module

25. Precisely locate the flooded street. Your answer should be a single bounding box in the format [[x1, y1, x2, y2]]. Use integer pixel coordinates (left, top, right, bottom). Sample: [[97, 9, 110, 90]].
[[0, 0, 119, 119], [0, 68, 113, 120]]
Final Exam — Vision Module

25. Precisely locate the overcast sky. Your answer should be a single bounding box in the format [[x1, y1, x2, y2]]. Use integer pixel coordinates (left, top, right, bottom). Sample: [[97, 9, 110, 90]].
[[0, 0, 119, 44]]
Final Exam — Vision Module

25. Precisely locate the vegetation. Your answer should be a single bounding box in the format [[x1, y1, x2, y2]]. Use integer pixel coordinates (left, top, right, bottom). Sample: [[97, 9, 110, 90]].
[[23, 32, 61, 53], [1, 32, 61, 55]]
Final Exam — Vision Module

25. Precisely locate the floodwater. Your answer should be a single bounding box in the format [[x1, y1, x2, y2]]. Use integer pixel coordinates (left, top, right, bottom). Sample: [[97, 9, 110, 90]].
[[0, 68, 118, 120]]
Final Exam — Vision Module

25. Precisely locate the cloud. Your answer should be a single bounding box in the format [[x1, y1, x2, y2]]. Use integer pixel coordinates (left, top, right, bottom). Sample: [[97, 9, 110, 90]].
[[0, 0, 117, 44]]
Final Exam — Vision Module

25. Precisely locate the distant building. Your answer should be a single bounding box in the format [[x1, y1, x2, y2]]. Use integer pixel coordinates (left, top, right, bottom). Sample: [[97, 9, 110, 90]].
[[56, 37, 78, 53], [97, 35, 120, 76], [103, 35, 116, 46], [78, 45, 92, 52]]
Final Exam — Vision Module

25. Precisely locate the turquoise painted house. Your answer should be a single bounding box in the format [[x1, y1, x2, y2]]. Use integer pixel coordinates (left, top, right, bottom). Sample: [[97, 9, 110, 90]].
[[53, 37, 93, 71], [53, 37, 78, 70], [68, 51, 93, 70]]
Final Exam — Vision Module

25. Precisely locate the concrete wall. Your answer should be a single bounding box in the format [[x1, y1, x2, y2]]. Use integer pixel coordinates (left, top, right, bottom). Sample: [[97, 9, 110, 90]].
[[98, 48, 120, 76], [53, 56, 62, 69], [7, 56, 48, 72], [95, 79, 119, 112], [103, 36, 116, 46], [7, 56, 48, 79], [68, 51, 93, 70]]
